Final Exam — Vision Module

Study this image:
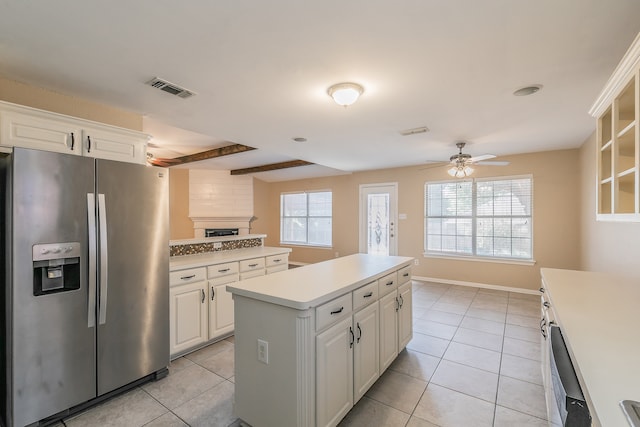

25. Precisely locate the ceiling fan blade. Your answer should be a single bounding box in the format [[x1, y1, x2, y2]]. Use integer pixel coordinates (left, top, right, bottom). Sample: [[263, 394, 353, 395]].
[[475, 160, 510, 166], [468, 154, 496, 162]]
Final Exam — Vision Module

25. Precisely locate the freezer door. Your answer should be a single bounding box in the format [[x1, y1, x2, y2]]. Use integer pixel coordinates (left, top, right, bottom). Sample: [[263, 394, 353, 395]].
[[9, 148, 96, 427], [95, 159, 169, 395]]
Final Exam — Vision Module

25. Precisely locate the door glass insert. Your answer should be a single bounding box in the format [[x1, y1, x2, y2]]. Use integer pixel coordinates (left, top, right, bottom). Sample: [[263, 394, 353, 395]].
[[367, 193, 390, 255]]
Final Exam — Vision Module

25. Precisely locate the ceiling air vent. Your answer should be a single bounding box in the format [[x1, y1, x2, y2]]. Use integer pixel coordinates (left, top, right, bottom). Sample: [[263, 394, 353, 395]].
[[145, 77, 195, 99]]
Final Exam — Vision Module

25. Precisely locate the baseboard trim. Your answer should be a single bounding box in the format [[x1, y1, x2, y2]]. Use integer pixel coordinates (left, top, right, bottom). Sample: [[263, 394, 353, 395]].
[[412, 275, 539, 295]]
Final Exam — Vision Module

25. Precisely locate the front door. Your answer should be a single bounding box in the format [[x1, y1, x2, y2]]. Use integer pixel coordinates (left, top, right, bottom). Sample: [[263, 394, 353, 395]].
[[359, 183, 398, 256]]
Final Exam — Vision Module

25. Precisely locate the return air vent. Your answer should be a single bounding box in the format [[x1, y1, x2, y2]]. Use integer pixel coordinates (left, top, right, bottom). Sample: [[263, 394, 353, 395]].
[[145, 77, 195, 99]]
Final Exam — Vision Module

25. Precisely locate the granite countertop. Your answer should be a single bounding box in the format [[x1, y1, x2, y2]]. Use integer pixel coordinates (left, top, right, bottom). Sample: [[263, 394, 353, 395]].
[[170, 246, 291, 271], [541, 268, 640, 427], [227, 254, 413, 310]]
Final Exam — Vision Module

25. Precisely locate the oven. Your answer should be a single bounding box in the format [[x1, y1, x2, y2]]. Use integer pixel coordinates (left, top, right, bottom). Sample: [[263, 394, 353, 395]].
[[540, 286, 591, 426]]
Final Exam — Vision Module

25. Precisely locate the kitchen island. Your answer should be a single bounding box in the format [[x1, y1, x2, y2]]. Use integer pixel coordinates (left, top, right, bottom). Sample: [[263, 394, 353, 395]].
[[541, 268, 640, 427], [228, 254, 413, 427]]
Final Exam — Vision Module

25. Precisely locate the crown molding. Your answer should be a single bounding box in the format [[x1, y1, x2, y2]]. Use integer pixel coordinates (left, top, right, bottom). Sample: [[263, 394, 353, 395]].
[[589, 32, 640, 118]]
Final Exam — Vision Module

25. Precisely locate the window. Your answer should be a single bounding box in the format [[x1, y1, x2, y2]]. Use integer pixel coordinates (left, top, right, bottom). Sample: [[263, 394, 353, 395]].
[[280, 191, 332, 247], [425, 176, 533, 260]]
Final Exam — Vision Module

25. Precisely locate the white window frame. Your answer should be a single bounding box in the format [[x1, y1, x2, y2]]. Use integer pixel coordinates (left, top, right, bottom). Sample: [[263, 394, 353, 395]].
[[280, 190, 333, 248], [424, 175, 535, 265]]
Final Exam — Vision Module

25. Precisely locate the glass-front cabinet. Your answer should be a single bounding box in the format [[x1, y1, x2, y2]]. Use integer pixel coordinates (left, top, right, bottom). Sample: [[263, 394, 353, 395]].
[[591, 33, 640, 221]]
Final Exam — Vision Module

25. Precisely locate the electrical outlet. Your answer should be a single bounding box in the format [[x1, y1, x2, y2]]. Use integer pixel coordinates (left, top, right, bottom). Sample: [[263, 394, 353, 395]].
[[213, 242, 222, 249], [414, 259, 419, 266], [335, 252, 339, 258], [257, 339, 269, 364]]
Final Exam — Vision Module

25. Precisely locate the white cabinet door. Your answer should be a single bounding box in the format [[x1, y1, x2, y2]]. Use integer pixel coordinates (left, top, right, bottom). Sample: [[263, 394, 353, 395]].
[[169, 281, 208, 356], [316, 316, 353, 427], [397, 282, 413, 350], [353, 302, 379, 403], [0, 110, 81, 155], [209, 278, 236, 339], [82, 126, 147, 164], [379, 291, 398, 373]]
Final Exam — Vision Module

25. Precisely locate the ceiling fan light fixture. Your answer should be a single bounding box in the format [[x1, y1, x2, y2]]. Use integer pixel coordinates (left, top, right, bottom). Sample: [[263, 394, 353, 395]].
[[328, 82, 364, 106], [448, 164, 474, 178]]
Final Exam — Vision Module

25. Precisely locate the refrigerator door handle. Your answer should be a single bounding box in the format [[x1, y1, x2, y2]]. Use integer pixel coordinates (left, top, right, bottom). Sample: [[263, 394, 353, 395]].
[[98, 193, 109, 325], [87, 193, 97, 328]]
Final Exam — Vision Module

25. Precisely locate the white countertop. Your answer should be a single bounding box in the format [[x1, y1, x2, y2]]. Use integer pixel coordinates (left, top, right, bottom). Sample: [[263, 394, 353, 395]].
[[227, 254, 413, 310], [170, 246, 291, 270], [541, 268, 640, 427]]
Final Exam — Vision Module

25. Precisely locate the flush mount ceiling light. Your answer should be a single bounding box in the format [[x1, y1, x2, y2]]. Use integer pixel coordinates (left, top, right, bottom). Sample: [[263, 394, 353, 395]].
[[327, 82, 364, 106], [513, 84, 543, 96]]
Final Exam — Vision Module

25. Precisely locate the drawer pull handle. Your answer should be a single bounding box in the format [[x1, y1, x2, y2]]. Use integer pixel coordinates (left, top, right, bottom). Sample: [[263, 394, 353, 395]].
[[211, 286, 215, 300], [249, 263, 259, 267], [403, 273, 409, 277], [386, 281, 394, 286], [273, 259, 282, 262], [539, 287, 545, 293], [70, 132, 75, 150], [363, 292, 373, 298], [357, 323, 362, 343], [218, 268, 230, 273], [543, 301, 550, 308], [87, 135, 92, 153], [349, 327, 354, 349], [180, 274, 196, 280], [399, 295, 404, 308], [330, 307, 344, 315], [201, 289, 205, 303]]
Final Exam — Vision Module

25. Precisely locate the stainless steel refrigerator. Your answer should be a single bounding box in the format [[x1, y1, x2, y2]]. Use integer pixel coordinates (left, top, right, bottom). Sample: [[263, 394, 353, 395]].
[[0, 147, 170, 427]]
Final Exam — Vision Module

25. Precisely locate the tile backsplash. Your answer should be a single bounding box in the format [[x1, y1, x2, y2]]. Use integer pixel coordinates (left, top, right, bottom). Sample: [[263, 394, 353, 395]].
[[170, 237, 263, 257]]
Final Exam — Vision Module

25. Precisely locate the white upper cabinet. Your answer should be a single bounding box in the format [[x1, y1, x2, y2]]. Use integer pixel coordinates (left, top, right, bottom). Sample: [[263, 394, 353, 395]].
[[0, 101, 148, 164], [590, 33, 640, 221]]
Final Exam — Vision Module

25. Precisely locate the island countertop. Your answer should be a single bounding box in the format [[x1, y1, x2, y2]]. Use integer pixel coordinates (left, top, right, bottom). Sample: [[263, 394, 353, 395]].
[[541, 268, 640, 427], [227, 253, 413, 310]]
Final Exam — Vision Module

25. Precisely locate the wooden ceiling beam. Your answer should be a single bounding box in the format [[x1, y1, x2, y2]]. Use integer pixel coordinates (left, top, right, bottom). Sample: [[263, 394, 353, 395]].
[[230, 159, 314, 175], [167, 143, 257, 165]]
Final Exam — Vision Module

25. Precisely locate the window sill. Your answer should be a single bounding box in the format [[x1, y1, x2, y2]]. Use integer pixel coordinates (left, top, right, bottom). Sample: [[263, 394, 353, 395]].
[[281, 242, 333, 250], [423, 253, 536, 266]]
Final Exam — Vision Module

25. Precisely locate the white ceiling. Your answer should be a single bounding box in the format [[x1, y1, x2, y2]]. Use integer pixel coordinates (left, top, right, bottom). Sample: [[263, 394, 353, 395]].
[[1, 1, 640, 181]]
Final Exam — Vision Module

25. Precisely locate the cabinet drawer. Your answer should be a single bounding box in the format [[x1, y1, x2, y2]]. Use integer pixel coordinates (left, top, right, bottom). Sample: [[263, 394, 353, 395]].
[[266, 254, 288, 268], [378, 271, 398, 297], [207, 261, 240, 279], [316, 293, 352, 332], [209, 273, 239, 286], [240, 257, 266, 272], [353, 281, 378, 311], [397, 265, 412, 285], [240, 269, 265, 280], [267, 264, 288, 275], [170, 267, 207, 287]]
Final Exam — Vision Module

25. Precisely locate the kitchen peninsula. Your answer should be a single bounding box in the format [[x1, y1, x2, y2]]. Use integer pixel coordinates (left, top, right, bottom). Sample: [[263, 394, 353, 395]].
[[228, 254, 413, 427]]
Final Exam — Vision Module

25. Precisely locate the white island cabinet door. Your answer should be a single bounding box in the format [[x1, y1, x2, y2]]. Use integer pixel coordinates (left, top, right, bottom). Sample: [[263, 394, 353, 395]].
[[169, 281, 208, 355], [397, 281, 413, 350], [379, 291, 398, 373], [316, 316, 354, 427], [353, 302, 379, 403]]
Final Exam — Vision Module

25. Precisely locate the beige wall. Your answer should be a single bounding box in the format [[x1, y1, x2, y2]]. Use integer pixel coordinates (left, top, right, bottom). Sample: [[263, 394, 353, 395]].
[[169, 169, 193, 240], [0, 77, 142, 131], [579, 132, 640, 277], [256, 149, 581, 291]]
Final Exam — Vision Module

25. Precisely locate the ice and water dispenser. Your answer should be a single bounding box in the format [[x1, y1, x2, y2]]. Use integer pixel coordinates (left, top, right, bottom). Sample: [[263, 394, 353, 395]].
[[32, 242, 81, 295]]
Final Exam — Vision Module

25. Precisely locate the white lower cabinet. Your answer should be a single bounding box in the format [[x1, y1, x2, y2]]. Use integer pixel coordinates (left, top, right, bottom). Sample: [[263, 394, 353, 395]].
[[209, 275, 237, 339], [316, 316, 354, 427], [316, 300, 380, 427], [379, 276, 412, 373], [169, 280, 208, 355], [398, 281, 413, 350]]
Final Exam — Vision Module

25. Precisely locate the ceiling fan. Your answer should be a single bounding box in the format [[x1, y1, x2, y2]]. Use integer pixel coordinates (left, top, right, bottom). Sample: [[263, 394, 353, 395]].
[[424, 142, 509, 177]]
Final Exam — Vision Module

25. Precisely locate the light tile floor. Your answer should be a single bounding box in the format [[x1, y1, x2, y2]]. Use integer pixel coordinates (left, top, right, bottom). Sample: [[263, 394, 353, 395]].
[[55, 281, 547, 427]]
